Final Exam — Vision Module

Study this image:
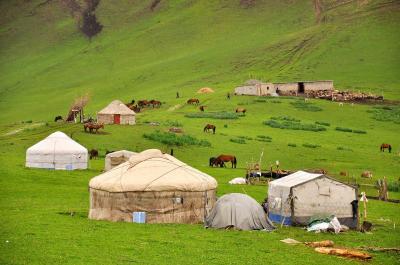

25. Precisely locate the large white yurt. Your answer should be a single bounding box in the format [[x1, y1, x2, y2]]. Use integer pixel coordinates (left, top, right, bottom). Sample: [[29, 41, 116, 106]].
[[104, 150, 137, 171], [26, 131, 88, 170], [89, 149, 218, 224]]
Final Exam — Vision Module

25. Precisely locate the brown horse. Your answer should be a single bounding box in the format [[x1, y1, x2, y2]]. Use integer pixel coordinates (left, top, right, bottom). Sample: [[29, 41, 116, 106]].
[[213, 154, 237, 168], [187, 98, 200, 105], [149, 100, 162, 108], [84, 123, 104, 134], [199, 105, 206, 112], [380, 143, 392, 153], [236, 108, 246, 114], [89, 149, 99, 159], [204, 124, 216, 134], [138, 100, 151, 108]]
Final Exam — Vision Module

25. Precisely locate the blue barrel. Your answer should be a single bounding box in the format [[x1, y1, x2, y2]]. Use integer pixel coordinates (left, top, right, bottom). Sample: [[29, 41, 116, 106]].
[[133, 212, 146, 223]]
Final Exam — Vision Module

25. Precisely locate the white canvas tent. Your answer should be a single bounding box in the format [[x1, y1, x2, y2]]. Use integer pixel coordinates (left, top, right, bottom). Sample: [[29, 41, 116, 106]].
[[89, 149, 217, 223], [104, 150, 137, 171], [26, 131, 88, 170], [268, 171, 358, 228]]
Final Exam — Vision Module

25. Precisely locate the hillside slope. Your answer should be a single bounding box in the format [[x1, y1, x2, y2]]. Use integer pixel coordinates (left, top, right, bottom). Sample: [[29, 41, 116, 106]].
[[0, 0, 399, 123]]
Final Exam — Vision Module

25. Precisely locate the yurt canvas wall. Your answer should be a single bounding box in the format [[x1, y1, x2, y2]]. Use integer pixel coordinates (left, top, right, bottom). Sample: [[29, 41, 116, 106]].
[[89, 149, 218, 224], [104, 150, 137, 171], [26, 131, 88, 170], [268, 171, 357, 228]]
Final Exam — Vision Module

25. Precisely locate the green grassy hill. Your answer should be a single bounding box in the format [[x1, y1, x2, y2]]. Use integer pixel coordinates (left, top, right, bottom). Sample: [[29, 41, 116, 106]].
[[0, 1, 400, 264], [0, 0, 399, 123]]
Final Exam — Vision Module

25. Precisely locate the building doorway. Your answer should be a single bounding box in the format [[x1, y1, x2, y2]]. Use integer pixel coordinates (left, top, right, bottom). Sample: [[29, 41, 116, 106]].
[[114, 114, 121, 124], [298, 82, 305, 93]]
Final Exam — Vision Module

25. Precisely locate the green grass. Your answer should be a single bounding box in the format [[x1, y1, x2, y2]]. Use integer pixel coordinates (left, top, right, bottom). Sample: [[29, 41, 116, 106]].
[[302, 143, 321, 149], [335, 127, 367, 134], [290, 101, 323, 112], [229, 138, 246, 144], [264, 116, 327, 132], [0, 0, 400, 264]]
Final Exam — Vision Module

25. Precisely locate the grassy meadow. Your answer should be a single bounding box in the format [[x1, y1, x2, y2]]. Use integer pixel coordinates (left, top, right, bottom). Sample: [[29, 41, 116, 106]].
[[0, 0, 400, 264]]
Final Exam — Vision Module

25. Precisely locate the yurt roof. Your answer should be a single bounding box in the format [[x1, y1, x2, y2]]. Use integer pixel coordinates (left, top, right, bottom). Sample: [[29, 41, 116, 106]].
[[90, 149, 217, 192], [98, 100, 135, 115], [269, 170, 323, 188], [197, 87, 215, 93], [27, 131, 87, 154], [105, 150, 137, 158]]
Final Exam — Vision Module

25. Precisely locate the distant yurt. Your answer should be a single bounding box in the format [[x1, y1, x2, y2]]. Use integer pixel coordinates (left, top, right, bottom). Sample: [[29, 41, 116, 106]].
[[268, 171, 358, 228], [197, 87, 214, 94], [26, 131, 88, 170], [89, 149, 218, 223], [104, 150, 137, 171], [205, 193, 275, 231], [97, 100, 136, 125]]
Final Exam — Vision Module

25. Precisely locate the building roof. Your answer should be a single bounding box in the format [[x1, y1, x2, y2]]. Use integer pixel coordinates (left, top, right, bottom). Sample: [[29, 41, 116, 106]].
[[269, 170, 323, 188], [98, 100, 135, 115], [89, 149, 218, 192]]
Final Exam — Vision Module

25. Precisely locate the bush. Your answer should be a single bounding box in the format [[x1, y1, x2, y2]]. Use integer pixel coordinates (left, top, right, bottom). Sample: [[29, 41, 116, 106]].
[[257, 135, 272, 140], [335, 127, 367, 134], [224, 124, 228, 128], [315, 121, 330, 127], [288, 143, 297, 147], [335, 127, 353, 133], [164, 120, 183, 127], [387, 181, 400, 192], [238, 136, 253, 140], [337, 146, 353, 151], [302, 143, 320, 148], [143, 131, 211, 147], [290, 101, 322, 112], [230, 138, 246, 144], [185, 112, 239, 119], [264, 117, 326, 132], [367, 106, 400, 124]]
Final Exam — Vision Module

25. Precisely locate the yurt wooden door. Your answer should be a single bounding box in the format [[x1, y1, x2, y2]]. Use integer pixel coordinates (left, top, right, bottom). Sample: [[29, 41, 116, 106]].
[[114, 114, 120, 124]]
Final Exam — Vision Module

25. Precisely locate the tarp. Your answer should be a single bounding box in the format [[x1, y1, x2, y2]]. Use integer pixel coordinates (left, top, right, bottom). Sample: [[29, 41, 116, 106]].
[[104, 150, 137, 171], [205, 193, 275, 231], [26, 131, 88, 170], [90, 149, 217, 192]]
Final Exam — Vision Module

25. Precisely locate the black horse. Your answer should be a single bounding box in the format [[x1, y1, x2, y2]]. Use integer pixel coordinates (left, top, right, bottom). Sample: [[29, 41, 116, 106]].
[[54, 115, 63, 122], [209, 157, 224, 167]]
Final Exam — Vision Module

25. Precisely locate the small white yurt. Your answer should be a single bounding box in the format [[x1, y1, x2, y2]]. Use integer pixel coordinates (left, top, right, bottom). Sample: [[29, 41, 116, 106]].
[[268, 171, 358, 228], [104, 150, 137, 171], [89, 149, 217, 224], [26, 131, 88, 170], [97, 100, 136, 125]]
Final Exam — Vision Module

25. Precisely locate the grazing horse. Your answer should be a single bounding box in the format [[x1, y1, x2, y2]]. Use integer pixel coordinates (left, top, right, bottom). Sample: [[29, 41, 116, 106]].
[[199, 105, 206, 112], [54, 115, 63, 122], [187, 98, 200, 105], [380, 143, 392, 153], [203, 124, 216, 134], [214, 154, 237, 168], [89, 149, 99, 160], [84, 123, 104, 134], [209, 157, 224, 167], [138, 100, 151, 108], [235, 108, 246, 114], [149, 100, 162, 108]]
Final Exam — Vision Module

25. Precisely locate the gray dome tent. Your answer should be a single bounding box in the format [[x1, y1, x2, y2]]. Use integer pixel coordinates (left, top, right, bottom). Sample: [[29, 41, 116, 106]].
[[205, 193, 275, 231]]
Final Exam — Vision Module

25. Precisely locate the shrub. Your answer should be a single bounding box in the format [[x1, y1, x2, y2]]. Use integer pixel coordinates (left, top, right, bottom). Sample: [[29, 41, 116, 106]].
[[288, 143, 297, 147], [337, 146, 353, 152], [238, 136, 253, 140], [185, 112, 239, 119], [164, 120, 183, 127], [387, 181, 400, 192], [290, 101, 322, 112], [367, 106, 400, 124], [353, 129, 367, 134], [257, 135, 272, 140], [143, 131, 211, 147], [264, 117, 326, 132], [315, 121, 330, 127], [224, 124, 228, 128], [335, 127, 353, 133], [302, 143, 320, 148], [230, 138, 246, 144]]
